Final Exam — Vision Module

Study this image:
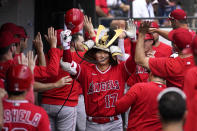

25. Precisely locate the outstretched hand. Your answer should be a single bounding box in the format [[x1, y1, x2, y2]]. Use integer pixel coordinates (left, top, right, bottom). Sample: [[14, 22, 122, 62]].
[[33, 32, 44, 54], [17, 51, 37, 73], [27, 51, 37, 73], [138, 21, 151, 34], [125, 19, 136, 38], [83, 15, 96, 37], [44, 27, 57, 48], [54, 76, 72, 88]]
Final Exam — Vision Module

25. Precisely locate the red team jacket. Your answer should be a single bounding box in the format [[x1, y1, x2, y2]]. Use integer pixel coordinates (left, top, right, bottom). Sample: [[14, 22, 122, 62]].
[[2, 99, 50, 131], [115, 82, 166, 131], [184, 66, 197, 131], [41, 49, 79, 106], [34, 48, 61, 80], [149, 56, 195, 89], [74, 56, 136, 117]]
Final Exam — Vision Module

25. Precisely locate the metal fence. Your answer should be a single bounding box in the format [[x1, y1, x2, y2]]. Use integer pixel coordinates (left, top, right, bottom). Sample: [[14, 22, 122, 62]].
[[98, 16, 197, 32]]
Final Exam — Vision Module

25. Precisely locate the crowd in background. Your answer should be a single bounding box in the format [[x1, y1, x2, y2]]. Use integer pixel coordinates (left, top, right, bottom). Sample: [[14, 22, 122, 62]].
[[95, 0, 183, 27]]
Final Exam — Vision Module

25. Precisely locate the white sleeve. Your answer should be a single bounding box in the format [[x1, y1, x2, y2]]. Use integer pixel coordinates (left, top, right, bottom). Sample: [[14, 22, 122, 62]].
[[117, 39, 130, 61], [60, 59, 78, 75], [148, 4, 155, 17]]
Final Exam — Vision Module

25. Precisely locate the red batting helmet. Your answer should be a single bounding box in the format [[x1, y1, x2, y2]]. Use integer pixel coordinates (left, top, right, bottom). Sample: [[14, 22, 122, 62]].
[[64, 8, 84, 34], [6, 64, 33, 92]]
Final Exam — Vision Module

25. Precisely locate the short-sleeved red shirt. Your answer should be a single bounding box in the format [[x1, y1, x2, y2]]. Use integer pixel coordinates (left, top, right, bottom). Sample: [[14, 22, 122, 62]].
[[115, 82, 166, 131], [149, 56, 195, 89], [183, 66, 197, 131], [153, 42, 172, 58]]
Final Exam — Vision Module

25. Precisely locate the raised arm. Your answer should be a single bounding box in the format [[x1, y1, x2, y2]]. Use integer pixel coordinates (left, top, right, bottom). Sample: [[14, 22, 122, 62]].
[[135, 21, 150, 69], [149, 28, 170, 40], [83, 15, 96, 40], [34, 27, 61, 79], [33, 32, 46, 66]]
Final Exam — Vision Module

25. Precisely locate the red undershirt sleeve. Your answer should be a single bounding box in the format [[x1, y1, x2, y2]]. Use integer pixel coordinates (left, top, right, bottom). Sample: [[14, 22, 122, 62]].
[[115, 84, 139, 114], [34, 48, 60, 79], [149, 57, 173, 78]]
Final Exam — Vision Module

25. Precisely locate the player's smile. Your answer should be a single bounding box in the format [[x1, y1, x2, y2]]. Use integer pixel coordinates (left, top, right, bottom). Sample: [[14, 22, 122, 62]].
[[95, 50, 110, 65]]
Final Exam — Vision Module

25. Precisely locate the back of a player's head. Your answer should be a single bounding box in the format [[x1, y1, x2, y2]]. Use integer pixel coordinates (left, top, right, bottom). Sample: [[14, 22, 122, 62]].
[[5, 64, 33, 96], [157, 87, 186, 123], [71, 32, 83, 44]]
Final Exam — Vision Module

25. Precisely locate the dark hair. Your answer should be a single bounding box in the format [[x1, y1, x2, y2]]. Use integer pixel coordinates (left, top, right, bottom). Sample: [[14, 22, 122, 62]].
[[0, 44, 13, 56], [158, 91, 186, 123], [178, 19, 188, 24], [84, 48, 118, 66], [71, 32, 83, 43]]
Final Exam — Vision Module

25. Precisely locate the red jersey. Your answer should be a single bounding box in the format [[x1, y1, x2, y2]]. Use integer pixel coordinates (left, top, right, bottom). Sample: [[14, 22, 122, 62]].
[[41, 49, 78, 107], [34, 48, 61, 80], [71, 51, 85, 95], [115, 82, 166, 131], [95, 0, 109, 15], [153, 42, 172, 58], [2, 99, 50, 131], [0, 60, 15, 80], [183, 66, 197, 131], [149, 56, 195, 89], [75, 56, 136, 117]]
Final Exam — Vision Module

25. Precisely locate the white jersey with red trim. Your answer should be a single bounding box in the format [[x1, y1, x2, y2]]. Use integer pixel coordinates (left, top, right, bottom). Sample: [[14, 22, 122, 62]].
[[2, 99, 50, 131]]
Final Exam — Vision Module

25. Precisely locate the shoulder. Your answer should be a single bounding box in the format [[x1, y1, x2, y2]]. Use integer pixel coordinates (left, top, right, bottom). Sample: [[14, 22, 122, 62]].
[[186, 66, 197, 77], [131, 82, 147, 90]]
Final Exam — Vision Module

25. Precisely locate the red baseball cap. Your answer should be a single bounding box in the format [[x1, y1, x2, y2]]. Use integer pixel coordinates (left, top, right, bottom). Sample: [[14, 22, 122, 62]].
[[0, 23, 27, 38], [0, 31, 20, 48], [168, 9, 187, 20], [150, 21, 159, 28], [145, 33, 154, 40], [168, 28, 192, 50]]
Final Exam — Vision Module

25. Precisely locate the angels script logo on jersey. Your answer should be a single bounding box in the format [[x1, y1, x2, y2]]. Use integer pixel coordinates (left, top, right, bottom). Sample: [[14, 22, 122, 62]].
[[88, 80, 120, 94]]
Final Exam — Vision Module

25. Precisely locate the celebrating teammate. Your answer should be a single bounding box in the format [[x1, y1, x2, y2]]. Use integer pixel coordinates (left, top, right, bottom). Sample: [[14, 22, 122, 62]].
[[115, 72, 166, 131], [60, 24, 136, 131], [135, 21, 194, 89], [2, 64, 51, 131], [183, 35, 197, 131]]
